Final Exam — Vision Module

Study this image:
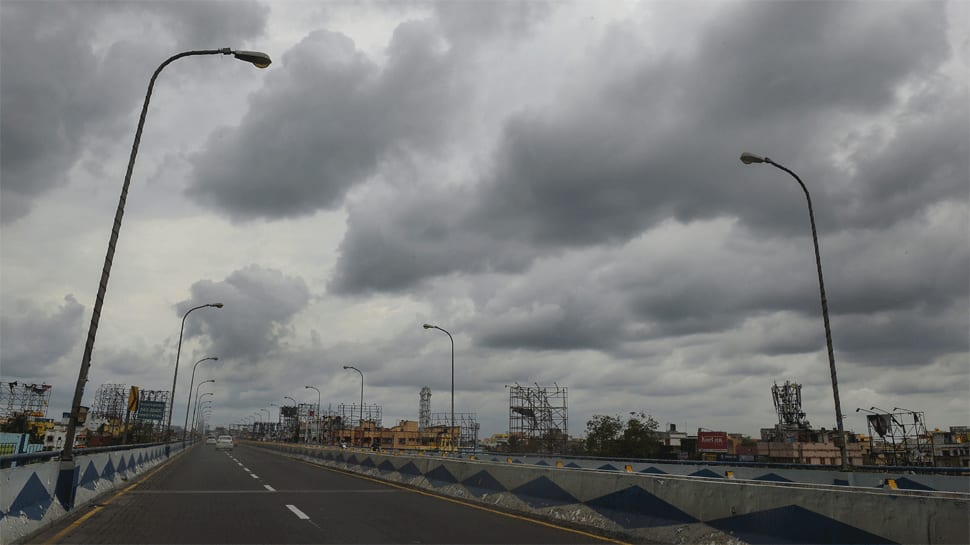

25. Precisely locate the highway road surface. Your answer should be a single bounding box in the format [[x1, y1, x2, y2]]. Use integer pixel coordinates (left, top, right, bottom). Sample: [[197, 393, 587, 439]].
[[31, 444, 620, 544]]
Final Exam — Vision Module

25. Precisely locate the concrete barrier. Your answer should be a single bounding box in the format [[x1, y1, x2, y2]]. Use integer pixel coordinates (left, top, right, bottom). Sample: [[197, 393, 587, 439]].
[[0, 442, 190, 545], [252, 443, 969, 545]]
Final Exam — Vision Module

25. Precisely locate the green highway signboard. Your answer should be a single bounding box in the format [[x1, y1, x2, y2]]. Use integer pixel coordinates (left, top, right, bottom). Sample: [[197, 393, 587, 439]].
[[136, 400, 166, 421]]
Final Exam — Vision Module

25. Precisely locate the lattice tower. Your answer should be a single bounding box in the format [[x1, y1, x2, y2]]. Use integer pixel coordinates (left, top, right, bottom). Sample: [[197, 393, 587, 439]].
[[419, 386, 432, 431], [0, 381, 52, 418]]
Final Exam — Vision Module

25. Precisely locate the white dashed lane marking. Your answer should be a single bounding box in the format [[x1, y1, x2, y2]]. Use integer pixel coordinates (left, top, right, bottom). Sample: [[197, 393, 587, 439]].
[[264, 484, 276, 491], [286, 504, 310, 520]]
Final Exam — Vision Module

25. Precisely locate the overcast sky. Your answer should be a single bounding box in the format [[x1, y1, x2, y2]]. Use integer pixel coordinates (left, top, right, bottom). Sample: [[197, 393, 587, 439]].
[[1, 0, 967, 440]]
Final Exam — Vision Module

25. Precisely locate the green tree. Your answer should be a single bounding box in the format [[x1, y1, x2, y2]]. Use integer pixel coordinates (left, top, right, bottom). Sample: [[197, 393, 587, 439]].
[[585, 414, 623, 456], [620, 411, 660, 458], [585, 411, 660, 458]]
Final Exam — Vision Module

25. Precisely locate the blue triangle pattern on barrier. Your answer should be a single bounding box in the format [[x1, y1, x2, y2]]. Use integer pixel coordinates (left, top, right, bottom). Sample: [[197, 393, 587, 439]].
[[101, 459, 116, 480], [116, 456, 128, 474], [754, 473, 793, 483], [598, 463, 619, 471], [425, 465, 459, 487], [344, 454, 358, 465], [136, 453, 145, 466], [893, 477, 934, 491], [640, 466, 667, 474], [688, 468, 722, 478], [586, 486, 698, 529], [79, 461, 100, 490], [378, 460, 396, 472], [398, 462, 422, 476], [462, 470, 506, 495], [565, 462, 582, 469], [8, 472, 52, 521], [705, 505, 897, 544], [512, 476, 578, 508], [536, 460, 550, 466], [360, 457, 376, 468]]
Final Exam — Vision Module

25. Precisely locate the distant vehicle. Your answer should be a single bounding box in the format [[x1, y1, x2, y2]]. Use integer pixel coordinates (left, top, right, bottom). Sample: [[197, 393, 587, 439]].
[[215, 435, 234, 450], [205, 436, 217, 445]]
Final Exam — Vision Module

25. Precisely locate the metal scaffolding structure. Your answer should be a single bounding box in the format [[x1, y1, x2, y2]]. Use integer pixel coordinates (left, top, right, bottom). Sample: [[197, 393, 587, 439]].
[[772, 380, 810, 428], [0, 381, 52, 418], [91, 384, 128, 422], [508, 383, 568, 453], [336, 402, 383, 429], [864, 408, 933, 466], [431, 412, 479, 450]]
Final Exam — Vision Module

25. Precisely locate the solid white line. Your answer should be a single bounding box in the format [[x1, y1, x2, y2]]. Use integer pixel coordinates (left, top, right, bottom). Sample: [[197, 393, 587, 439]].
[[286, 504, 310, 520], [264, 484, 276, 491]]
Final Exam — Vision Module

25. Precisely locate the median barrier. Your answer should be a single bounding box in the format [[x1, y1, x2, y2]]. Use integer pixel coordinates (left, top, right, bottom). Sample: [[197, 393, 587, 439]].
[[0, 441, 191, 545], [251, 442, 969, 545]]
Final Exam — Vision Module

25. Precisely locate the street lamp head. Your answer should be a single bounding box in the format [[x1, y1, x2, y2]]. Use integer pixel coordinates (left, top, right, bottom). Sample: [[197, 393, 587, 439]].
[[739, 152, 766, 165], [209, 303, 224, 308], [232, 50, 272, 68], [343, 365, 350, 370], [423, 323, 434, 329]]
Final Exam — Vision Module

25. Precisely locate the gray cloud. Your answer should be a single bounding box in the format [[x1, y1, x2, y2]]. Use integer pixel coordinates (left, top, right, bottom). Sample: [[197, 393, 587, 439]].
[[0, 295, 84, 377], [0, 0, 268, 223], [329, 1, 964, 297], [187, 18, 468, 220], [176, 265, 310, 363]]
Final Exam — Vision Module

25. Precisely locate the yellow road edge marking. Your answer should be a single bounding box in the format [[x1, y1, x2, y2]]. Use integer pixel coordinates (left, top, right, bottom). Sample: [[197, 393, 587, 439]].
[[42, 444, 197, 545], [292, 457, 630, 545]]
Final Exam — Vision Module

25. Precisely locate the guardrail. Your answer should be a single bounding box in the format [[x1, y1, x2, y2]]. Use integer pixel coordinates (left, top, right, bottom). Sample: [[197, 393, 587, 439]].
[[252, 441, 969, 545], [0, 441, 172, 469]]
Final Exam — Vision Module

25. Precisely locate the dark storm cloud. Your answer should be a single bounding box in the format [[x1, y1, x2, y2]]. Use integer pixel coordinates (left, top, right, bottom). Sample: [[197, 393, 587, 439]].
[[0, 295, 84, 376], [433, 0, 552, 49], [186, 19, 468, 220], [176, 265, 310, 362], [330, 1, 964, 296], [0, 0, 268, 223]]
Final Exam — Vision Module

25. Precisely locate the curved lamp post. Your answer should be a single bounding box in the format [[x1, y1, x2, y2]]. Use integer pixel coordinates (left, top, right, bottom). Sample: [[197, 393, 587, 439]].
[[343, 366, 363, 446], [306, 386, 321, 445], [61, 48, 270, 468], [183, 357, 217, 440], [167, 303, 223, 439], [190, 380, 215, 440], [423, 324, 455, 438], [740, 152, 848, 470], [195, 394, 213, 436]]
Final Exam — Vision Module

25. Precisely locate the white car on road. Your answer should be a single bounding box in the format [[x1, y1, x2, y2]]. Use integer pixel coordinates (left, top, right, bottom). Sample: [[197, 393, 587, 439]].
[[215, 435, 235, 450]]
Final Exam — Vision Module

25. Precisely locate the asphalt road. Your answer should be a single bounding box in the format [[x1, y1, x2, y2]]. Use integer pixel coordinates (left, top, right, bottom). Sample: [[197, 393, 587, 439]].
[[31, 444, 616, 544]]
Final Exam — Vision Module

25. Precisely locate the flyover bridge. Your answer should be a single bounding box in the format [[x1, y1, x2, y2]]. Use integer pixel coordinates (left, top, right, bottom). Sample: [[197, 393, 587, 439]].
[[3, 442, 968, 544], [24, 444, 609, 545]]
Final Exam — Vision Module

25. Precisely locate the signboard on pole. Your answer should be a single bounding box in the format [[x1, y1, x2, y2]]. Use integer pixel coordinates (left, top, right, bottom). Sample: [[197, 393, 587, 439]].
[[136, 400, 166, 421], [698, 430, 729, 453], [128, 386, 140, 413]]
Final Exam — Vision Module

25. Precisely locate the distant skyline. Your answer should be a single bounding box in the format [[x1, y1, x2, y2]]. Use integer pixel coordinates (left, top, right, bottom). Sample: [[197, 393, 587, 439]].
[[1, 0, 967, 439]]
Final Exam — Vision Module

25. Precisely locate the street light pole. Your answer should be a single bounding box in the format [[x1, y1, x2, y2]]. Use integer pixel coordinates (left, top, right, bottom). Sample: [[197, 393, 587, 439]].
[[740, 152, 848, 470], [343, 366, 363, 447], [306, 386, 321, 446], [190, 379, 215, 440], [183, 357, 217, 440], [60, 48, 270, 474], [194, 393, 213, 436], [423, 324, 455, 446], [167, 303, 223, 439]]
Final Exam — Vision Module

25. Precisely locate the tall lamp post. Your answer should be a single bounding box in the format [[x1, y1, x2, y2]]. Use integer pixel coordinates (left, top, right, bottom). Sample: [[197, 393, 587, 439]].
[[167, 303, 223, 439], [59, 49, 271, 491], [183, 357, 217, 440], [740, 152, 848, 470], [343, 366, 363, 446], [195, 394, 213, 436], [190, 379, 215, 440], [423, 324, 455, 442], [305, 386, 321, 445]]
